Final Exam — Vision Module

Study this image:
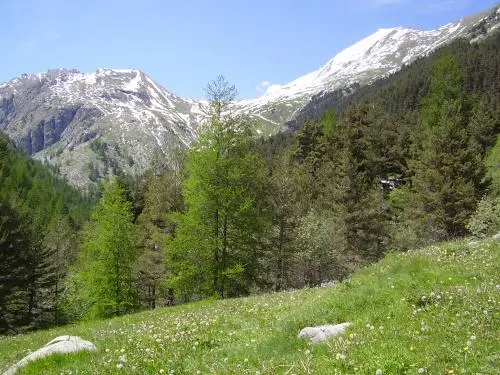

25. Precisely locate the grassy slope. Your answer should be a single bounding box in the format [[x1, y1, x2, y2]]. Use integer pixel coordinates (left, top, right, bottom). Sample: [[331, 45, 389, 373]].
[[0, 239, 498, 375]]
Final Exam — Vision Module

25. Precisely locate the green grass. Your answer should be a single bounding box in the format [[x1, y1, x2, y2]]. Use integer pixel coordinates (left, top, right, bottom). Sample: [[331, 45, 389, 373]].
[[1, 238, 499, 374]]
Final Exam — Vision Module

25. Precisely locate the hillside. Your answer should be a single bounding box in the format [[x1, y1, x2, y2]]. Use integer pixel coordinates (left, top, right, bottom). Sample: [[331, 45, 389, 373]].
[[1, 236, 498, 374]]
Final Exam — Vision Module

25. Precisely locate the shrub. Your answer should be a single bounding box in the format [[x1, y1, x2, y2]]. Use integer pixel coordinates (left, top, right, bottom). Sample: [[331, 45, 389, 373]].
[[466, 195, 500, 237]]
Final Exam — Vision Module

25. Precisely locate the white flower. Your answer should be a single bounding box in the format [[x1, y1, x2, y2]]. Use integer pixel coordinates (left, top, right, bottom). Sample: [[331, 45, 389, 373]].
[[471, 335, 477, 341], [376, 369, 383, 375], [418, 368, 426, 373]]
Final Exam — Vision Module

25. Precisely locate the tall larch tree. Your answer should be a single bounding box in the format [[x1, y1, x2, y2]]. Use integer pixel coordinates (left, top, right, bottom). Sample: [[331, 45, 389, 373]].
[[167, 76, 268, 299]]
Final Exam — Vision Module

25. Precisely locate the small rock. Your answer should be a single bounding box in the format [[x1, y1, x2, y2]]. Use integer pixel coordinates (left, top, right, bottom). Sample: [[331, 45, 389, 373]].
[[320, 280, 337, 288], [298, 322, 351, 343], [3, 335, 97, 375], [492, 232, 500, 241]]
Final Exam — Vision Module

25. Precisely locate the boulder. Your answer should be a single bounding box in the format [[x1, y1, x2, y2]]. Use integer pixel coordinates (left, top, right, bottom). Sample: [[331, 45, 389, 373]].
[[298, 322, 352, 343], [3, 336, 97, 375]]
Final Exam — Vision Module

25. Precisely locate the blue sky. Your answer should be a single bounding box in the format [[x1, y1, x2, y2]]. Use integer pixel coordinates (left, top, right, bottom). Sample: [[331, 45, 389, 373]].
[[0, 0, 498, 99]]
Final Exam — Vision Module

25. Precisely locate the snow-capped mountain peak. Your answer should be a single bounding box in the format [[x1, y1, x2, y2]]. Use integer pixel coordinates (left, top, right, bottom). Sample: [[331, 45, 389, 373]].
[[231, 8, 498, 128], [0, 5, 497, 185]]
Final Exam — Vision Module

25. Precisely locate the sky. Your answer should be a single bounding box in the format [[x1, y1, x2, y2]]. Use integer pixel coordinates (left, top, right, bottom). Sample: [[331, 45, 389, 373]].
[[0, 0, 498, 99]]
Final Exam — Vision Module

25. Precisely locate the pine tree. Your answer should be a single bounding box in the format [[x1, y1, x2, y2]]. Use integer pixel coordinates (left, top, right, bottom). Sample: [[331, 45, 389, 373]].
[[0, 200, 31, 333], [406, 54, 487, 240], [265, 151, 307, 290], [325, 103, 389, 262], [136, 168, 183, 308]]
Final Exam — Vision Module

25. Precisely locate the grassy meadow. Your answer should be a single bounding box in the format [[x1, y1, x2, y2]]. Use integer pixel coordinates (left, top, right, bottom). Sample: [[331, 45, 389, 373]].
[[0, 237, 498, 374]]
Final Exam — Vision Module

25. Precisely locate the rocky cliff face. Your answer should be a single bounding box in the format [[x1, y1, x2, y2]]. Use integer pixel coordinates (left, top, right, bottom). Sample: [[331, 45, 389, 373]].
[[0, 6, 497, 186]]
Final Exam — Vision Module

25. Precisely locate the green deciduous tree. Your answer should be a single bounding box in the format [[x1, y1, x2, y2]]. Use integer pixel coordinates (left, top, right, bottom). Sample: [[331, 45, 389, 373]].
[[167, 76, 269, 299], [65, 178, 138, 319]]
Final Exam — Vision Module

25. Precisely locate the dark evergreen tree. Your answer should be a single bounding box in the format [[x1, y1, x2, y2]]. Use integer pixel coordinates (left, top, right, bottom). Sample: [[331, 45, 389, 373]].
[[326, 103, 390, 262], [264, 151, 307, 290], [404, 54, 487, 240], [136, 167, 183, 308], [0, 201, 31, 334]]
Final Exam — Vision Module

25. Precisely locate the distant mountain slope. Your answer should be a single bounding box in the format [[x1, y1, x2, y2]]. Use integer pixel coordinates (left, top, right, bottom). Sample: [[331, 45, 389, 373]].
[[0, 5, 498, 185]]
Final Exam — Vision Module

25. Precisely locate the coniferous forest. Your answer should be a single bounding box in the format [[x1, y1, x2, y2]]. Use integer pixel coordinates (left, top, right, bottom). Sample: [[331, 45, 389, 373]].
[[1, 32, 499, 335]]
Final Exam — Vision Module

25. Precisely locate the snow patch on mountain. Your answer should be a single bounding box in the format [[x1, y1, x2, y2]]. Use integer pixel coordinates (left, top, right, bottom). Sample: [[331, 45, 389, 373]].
[[0, 5, 497, 185]]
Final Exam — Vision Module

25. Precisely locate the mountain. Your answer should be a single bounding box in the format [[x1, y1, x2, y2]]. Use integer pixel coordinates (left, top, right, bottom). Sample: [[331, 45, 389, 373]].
[[0, 68, 204, 185], [0, 6, 498, 186], [232, 6, 500, 130]]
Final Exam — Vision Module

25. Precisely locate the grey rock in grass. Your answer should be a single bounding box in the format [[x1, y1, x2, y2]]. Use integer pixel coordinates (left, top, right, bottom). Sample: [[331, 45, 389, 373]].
[[3, 335, 97, 375], [298, 322, 352, 344], [492, 232, 500, 241]]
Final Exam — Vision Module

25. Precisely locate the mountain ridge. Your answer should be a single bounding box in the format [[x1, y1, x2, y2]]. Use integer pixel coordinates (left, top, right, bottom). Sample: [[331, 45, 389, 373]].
[[0, 5, 498, 185]]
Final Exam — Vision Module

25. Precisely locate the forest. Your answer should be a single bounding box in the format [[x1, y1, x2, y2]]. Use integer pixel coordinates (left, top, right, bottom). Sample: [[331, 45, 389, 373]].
[[0, 32, 499, 334]]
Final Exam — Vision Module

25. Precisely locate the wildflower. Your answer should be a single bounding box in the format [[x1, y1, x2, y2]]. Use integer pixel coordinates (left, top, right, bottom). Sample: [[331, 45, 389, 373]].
[[418, 368, 426, 373], [116, 363, 123, 369], [376, 369, 383, 375], [470, 335, 477, 341]]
